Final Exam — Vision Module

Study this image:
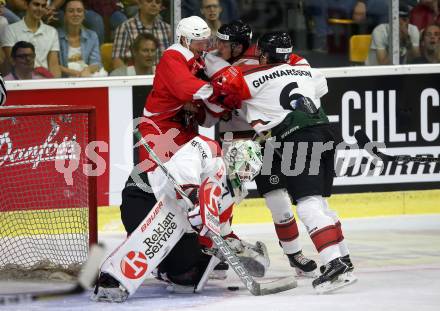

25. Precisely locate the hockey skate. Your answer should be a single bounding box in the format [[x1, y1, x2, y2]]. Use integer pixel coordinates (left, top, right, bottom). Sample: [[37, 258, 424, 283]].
[[91, 272, 129, 303], [313, 257, 357, 294], [287, 251, 318, 277], [224, 232, 270, 277], [319, 255, 356, 284]]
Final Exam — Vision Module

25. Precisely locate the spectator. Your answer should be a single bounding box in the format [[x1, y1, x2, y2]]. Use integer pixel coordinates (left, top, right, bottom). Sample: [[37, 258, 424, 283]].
[[0, 46, 6, 75], [352, 0, 388, 31], [412, 24, 440, 63], [3, 0, 61, 77], [0, 1, 8, 43], [200, 0, 222, 47], [58, 0, 104, 78], [3, 0, 24, 23], [110, 33, 157, 76], [121, 0, 139, 18], [112, 0, 171, 70], [4, 41, 53, 79], [182, 0, 238, 23], [48, 1, 127, 44], [365, 5, 420, 65], [304, 0, 357, 51], [410, 0, 440, 31], [82, 0, 127, 42]]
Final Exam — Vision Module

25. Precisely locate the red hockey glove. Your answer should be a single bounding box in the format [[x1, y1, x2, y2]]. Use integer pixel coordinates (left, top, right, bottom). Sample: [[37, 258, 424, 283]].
[[210, 66, 244, 111]]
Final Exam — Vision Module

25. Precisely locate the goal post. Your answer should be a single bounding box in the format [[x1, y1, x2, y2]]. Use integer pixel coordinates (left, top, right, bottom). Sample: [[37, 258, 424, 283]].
[[0, 105, 97, 279]]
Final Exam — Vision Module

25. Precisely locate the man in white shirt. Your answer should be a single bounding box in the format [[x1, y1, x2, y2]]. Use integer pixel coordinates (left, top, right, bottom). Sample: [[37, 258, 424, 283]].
[[365, 5, 420, 65], [2, 0, 61, 77]]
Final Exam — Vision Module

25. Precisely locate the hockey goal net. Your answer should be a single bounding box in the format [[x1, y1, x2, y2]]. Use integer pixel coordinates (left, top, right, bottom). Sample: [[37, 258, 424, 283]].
[[0, 105, 97, 280]]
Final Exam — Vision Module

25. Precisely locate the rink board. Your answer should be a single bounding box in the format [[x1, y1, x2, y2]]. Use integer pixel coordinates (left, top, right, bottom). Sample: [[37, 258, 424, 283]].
[[97, 189, 440, 232]]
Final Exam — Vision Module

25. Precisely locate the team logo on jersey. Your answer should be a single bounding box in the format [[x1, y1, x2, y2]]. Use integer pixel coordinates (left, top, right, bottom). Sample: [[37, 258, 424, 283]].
[[269, 175, 279, 185], [120, 251, 148, 279]]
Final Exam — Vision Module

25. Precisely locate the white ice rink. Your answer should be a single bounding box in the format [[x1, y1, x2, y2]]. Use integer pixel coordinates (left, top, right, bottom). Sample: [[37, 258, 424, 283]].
[[1, 214, 440, 311]]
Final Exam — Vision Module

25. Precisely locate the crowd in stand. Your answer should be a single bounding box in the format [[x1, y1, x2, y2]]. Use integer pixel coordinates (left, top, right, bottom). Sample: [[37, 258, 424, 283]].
[[0, 0, 439, 80]]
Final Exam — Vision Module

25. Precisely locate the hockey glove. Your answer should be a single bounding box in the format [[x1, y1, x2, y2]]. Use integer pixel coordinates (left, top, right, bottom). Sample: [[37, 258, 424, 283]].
[[209, 66, 244, 111]]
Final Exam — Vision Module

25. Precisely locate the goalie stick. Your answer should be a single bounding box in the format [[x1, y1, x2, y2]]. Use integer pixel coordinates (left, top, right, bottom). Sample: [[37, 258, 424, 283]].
[[134, 129, 297, 296], [0, 243, 106, 305], [355, 130, 440, 163]]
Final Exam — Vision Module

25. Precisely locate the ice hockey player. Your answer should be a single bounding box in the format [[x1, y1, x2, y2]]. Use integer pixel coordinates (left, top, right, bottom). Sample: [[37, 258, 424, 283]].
[[225, 31, 357, 293], [137, 15, 241, 174], [92, 137, 268, 302], [202, 21, 318, 278]]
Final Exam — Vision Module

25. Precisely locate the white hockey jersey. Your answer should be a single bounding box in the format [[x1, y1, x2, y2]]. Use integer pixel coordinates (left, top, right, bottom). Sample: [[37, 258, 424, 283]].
[[203, 50, 316, 138], [147, 135, 235, 223], [239, 63, 328, 133]]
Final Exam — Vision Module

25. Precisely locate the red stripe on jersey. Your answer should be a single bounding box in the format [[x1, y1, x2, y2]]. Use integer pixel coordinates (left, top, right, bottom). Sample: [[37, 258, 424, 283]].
[[289, 53, 308, 66], [310, 225, 339, 252], [240, 64, 279, 76], [198, 135, 222, 157], [335, 221, 344, 242], [219, 204, 234, 224], [275, 219, 299, 242]]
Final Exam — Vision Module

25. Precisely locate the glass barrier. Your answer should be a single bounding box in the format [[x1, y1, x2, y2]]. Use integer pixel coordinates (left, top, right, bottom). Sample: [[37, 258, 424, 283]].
[[1, 0, 439, 81]]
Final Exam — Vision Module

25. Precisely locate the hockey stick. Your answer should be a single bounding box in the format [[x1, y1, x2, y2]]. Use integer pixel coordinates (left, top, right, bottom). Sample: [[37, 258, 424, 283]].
[[0, 243, 106, 305], [354, 130, 440, 163], [134, 129, 297, 296]]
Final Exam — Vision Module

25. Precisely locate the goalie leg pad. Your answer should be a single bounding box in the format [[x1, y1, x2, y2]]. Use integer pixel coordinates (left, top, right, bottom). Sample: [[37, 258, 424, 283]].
[[93, 195, 188, 301]]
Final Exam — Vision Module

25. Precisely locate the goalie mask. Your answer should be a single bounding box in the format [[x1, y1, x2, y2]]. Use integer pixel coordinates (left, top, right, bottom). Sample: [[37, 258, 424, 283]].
[[224, 140, 263, 189]]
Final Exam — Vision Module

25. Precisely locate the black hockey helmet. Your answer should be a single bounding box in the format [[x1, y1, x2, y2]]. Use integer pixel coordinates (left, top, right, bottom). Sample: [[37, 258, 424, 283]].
[[256, 31, 293, 63], [216, 20, 252, 51]]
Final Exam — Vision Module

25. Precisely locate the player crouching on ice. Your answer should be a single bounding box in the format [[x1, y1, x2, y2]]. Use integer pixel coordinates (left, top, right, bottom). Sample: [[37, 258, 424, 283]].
[[92, 137, 268, 302]]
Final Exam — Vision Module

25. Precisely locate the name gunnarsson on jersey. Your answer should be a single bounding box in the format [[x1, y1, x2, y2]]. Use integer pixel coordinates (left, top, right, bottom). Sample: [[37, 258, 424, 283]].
[[252, 69, 312, 88]]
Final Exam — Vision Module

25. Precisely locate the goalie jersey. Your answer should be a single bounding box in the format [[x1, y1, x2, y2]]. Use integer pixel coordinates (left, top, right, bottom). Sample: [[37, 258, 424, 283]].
[[147, 135, 235, 227]]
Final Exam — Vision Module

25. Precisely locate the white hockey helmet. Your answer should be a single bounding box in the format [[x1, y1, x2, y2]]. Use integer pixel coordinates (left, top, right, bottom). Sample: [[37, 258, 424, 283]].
[[176, 16, 211, 46], [224, 140, 263, 186]]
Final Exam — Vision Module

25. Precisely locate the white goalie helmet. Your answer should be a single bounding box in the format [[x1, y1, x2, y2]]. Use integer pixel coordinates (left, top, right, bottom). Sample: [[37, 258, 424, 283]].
[[224, 140, 263, 186], [176, 16, 211, 46]]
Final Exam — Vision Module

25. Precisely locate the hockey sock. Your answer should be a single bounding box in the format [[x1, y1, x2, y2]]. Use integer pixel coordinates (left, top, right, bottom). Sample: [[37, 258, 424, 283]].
[[296, 195, 341, 264], [322, 199, 350, 257], [264, 189, 301, 254]]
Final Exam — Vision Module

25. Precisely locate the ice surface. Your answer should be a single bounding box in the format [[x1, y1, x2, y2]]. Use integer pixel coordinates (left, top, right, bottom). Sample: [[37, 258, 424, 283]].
[[1, 214, 439, 311]]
